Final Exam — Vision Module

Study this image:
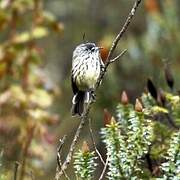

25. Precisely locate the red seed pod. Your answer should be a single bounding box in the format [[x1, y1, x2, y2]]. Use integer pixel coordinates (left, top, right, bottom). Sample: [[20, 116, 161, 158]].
[[121, 91, 129, 105], [103, 108, 112, 125], [135, 98, 143, 112], [82, 141, 90, 153]]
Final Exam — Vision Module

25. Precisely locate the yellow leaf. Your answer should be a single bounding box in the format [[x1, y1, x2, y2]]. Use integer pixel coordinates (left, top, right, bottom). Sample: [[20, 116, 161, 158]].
[[29, 89, 52, 108], [10, 85, 27, 103], [13, 26, 49, 44], [28, 109, 49, 120]]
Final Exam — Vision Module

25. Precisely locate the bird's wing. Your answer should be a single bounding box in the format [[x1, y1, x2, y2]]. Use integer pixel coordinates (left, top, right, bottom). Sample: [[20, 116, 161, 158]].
[[99, 56, 105, 72], [71, 75, 78, 94]]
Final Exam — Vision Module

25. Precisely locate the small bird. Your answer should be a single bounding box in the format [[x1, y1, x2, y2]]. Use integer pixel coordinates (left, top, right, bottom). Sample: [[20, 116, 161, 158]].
[[71, 43, 104, 116]]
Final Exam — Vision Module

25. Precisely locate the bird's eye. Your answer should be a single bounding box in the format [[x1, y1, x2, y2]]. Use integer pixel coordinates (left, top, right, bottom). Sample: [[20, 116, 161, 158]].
[[85, 47, 94, 51], [91, 47, 95, 51], [84, 44, 96, 51]]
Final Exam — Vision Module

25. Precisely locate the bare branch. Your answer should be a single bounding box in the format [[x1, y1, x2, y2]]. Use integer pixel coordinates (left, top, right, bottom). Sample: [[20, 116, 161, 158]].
[[56, 136, 66, 169], [106, 0, 142, 62], [95, 0, 142, 89], [88, 118, 105, 166], [55, 0, 142, 179], [56, 136, 70, 180], [55, 110, 89, 179], [99, 155, 109, 180], [109, 49, 127, 63]]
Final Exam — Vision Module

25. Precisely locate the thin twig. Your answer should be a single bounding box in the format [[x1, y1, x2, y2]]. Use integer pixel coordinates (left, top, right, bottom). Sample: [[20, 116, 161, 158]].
[[56, 136, 70, 180], [99, 155, 109, 180], [109, 49, 127, 63], [55, 1, 142, 179], [57, 136, 67, 169], [14, 161, 20, 180], [55, 109, 89, 179], [106, 0, 142, 62], [95, 0, 142, 89], [88, 118, 105, 165]]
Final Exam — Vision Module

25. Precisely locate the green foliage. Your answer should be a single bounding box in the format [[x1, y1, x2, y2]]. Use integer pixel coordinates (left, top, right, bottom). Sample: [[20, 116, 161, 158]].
[[142, 90, 180, 178], [160, 131, 180, 179], [166, 93, 180, 126], [101, 120, 126, 179], [101, 101, 153, 179], [74, 89, 180, 179], [74, 142, 97, 180]]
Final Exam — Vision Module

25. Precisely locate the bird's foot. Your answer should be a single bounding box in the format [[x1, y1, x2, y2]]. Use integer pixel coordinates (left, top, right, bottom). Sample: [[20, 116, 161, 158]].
[[90, 90, 96, 102]]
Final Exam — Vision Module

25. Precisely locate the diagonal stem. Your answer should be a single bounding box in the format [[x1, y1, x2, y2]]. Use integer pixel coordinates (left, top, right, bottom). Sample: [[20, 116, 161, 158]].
[[55, 1, 142, 179]]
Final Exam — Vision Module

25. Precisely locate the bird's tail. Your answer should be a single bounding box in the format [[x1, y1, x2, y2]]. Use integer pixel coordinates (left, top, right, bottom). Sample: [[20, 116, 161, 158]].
[[71, 91, 89, 116]]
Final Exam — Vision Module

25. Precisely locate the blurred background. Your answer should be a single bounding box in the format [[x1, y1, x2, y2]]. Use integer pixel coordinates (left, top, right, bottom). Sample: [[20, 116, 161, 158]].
[[0, 0, 179, 179]]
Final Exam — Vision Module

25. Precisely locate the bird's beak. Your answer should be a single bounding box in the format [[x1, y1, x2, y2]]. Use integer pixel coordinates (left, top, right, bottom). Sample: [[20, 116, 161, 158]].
[[96, 47, 103, 51]]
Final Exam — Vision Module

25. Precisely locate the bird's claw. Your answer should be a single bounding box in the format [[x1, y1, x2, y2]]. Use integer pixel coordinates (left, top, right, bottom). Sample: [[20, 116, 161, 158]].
[[90, 91, 96, 102]]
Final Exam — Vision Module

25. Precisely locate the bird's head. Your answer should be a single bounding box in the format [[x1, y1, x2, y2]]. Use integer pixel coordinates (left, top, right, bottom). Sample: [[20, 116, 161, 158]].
[[74, 43, 102, 56]]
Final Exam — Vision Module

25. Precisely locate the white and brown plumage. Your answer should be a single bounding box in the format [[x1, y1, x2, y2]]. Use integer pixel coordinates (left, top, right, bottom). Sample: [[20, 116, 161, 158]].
[[71, 43, 104, 116]]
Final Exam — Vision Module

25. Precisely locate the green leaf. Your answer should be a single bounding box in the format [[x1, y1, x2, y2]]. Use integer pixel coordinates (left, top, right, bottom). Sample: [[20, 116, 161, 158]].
[[151, 106, 168, 114]]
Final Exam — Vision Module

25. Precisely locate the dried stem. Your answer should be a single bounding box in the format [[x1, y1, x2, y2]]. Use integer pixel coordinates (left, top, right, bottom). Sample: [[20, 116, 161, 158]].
[[55, 0, 142, 179], [109, 49, 127, 63], [99, 155, 109, 180], [95, 0, 142, 89], [106, 0, 141, 61], [55, 109, 89, 179], [88, 118, 105, 165], [56, 136, 70, 179], [56, 136, 67, 170]]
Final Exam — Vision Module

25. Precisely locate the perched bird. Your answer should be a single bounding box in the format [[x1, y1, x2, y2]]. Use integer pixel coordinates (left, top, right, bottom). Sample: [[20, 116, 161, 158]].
[[71, 43, 104, 116]]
